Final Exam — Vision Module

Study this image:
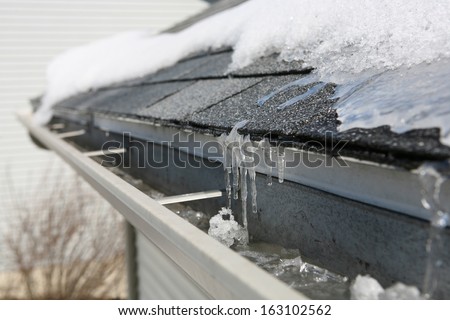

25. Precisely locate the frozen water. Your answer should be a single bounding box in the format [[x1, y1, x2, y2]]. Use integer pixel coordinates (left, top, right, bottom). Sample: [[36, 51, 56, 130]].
[[257, 75, 319, 107], [418, 162, 450, 298], [220, 121, 258, 227], [219, 122, 289, 220], [226, 121, 247, 201], [175, 209, 210, 231], [224, 168, 232, 209], [350, 274, 422, 300], [36, 0, 450, 125], [218, 133, 234, 208], [380, 283, 421, 300], [350, 275, 384, 300], [208, 207, 248, 247], [259, 139, 274, 186], [236, 243, 349, 299], [109, 167, 429, 300], [277, 82, 327, 111], [249, 167, 257, 214], [257, 74, 327, 111], [418, 162, 450, 228], [277, 149, 285, 184], [334, 61, 450, 146], [240, 166, 248, 229]]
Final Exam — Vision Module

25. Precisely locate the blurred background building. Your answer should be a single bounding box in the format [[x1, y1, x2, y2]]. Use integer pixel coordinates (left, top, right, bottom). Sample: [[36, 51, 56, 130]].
[[0, 0, 208, 271]]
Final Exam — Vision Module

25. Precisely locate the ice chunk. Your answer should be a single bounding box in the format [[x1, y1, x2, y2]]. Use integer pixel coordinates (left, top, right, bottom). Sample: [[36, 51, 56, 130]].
[[418, 162, 450, 298], [277, 257, 304, 276], [380, 283, 421, 300], [236, 243, 349, 299], [351, 274, 422, 300], [176, 209, 209, 231], [208, 207, 248, 247], [350, 275, 384, 300], [334, 61, 450, 146]]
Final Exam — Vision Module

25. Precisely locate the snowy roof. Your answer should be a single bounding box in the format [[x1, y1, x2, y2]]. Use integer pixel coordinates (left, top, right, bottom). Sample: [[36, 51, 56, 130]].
[[51, 47, 450, 169], [39, 0, 450, 168]]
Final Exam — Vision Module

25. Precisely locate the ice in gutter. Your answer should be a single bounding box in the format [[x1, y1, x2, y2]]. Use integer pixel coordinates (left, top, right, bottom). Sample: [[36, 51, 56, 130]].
[[418, 161, 450, 298], [216, 120, 289, 246]]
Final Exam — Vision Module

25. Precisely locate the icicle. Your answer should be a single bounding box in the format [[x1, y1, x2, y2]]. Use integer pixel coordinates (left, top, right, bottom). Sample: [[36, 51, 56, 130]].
[[218, 133, 231, 208], [418, 161, 449, 299], [243, 136, 258, 214], [227, 122, 247, 201], [232, 152, 240, 200], [217, 120, 257, 242], [268, 147, 276, 186], [221, 121, 247, 202], [267, 167, 273, 185], [225, 168, 232, 209], [278, 148, 285, 183], [249, 168, 257, 213], [260, 139, 274, 186], [240, 167, 248, 229]]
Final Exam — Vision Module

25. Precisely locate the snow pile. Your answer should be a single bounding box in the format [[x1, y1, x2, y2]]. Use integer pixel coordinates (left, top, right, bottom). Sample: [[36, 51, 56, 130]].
[[350, 275, 384, 299], [35, 0, 450, 124], [350, 275, 421, 300], [380, 283, 422, 300], [208, 207, 248, 247]]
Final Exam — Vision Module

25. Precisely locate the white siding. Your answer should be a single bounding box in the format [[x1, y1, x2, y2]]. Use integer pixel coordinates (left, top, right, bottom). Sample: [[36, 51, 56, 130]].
[[0, 0, 208, 269], [136, 232, 209, 299]]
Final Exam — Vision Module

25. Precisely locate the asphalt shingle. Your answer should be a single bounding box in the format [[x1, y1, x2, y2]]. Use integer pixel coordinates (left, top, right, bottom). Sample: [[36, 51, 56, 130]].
[[137, 77, 261, 121], [188, 74, 337, 137], [51, 50, 450, 167]]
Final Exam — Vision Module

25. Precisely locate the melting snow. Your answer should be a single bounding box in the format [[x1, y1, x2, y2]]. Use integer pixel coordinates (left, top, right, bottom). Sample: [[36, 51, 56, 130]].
[[35, 0, 450, 133], [334, 61, 450, 145], [350, 275, 422, 300], [350, 275, 384, 300]]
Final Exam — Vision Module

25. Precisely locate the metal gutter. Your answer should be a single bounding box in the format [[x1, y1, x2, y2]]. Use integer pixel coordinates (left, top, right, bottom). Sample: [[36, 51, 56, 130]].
[[92, 113, 450, 222], [157, 190, 223, 205], [18, 110, 306, 300], [125, 221, 139, 300]]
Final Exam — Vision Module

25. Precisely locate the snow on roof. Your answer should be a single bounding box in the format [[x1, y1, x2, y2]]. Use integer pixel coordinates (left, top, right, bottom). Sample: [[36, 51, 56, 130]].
[[35, 0, 450, 145]]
